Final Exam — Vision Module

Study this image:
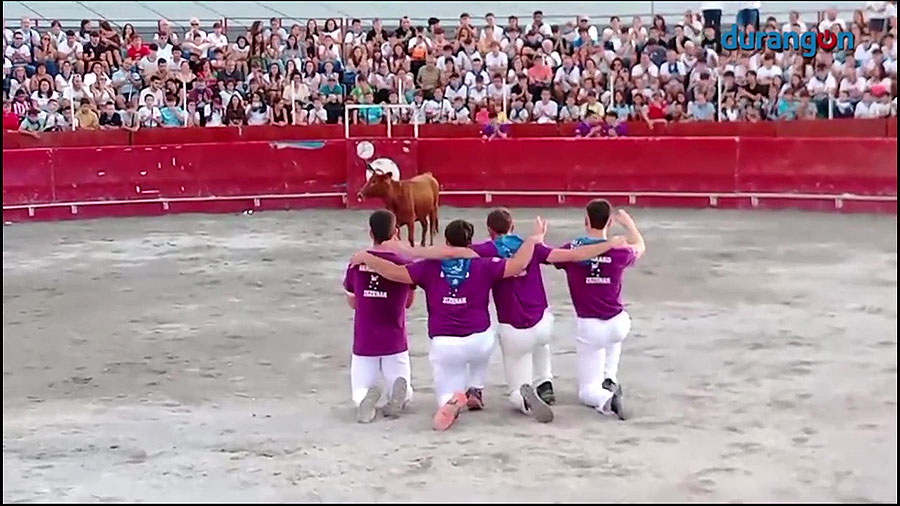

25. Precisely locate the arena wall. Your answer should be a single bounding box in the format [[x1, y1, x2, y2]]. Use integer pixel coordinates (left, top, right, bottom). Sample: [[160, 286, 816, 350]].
[[3, 127, 896, 222]]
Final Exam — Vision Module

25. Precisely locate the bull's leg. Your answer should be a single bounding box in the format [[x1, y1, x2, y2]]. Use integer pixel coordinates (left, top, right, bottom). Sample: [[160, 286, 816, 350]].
[[419, 219, 428, 247], [406, 222, 415, 247], [428, 205, 439, 246]]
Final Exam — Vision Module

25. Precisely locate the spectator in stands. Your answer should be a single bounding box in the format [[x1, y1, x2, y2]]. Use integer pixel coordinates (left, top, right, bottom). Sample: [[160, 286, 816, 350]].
[[159, 94, 185, 127], [18, 107, 43, 138], [481, 110, 509, 139], [532, 88, 558, 123], [138, 94, 162, 128], [688, 92, 716, 121], [224, 94, 247, 126], [34, 33, 59, 75], [43, 98, 67, 131], [118, 99, 139, 132], [74, 96, 99, 129], [98, 100, 122, 129]]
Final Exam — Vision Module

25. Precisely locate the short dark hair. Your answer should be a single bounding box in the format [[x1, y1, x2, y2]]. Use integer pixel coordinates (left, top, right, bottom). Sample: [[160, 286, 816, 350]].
[[149, 43, 159, 50], [486, 208, 513, 235], [445, 219, 475, 247], [369, 210, 397, 244], [586, 199, 612, 229]]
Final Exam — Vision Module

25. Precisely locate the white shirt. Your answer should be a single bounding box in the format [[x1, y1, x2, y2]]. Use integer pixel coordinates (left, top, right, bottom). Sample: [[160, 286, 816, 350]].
[[468, 85, 487, 104], [855, 100, 880, 118], [263, 27, 288, 42], [424, 98, 452, 122], [444, 83, 468, 102], [308, 107, 327, 124], [532, 99, 559, 123], [839, 77, 867, 95], [57, 40, 83, 62], [524, 22, 553, 37], [484, 51, 508, 72], [204, 105, 225, 126], [139, 87, 165, 106], [755, 65, 782, 82], [739, 1, 761, 9], [138, 56, 160, 76], [782, 21, 807, 32], [508, 106, 529, 122], [464, 69, 490, 88], [487, 83, 508, 102], [818, 18, 847, 32], [450, 106, 471, 123], [631, 62, 658, 78], [806, 73, 837, 96], [700, 2, 723, 10], [156, 43, 173, 62], [207, 32, 228, 49], [866, 1, 888, 19], [183, 29, 208, 42], [659, 60, 687, 78], [138, 105, 162, 127], [5, 44, 30, 63], [344, 30, 366, 45], [553, 66, 581, 90]]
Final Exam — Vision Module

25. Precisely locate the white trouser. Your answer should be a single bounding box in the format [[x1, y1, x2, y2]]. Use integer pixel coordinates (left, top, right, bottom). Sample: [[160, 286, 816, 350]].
[[575, 311, 631, 411], [350, 351, 413, 406], [498, 309, 554, 413], [428, 329, 496, 407]]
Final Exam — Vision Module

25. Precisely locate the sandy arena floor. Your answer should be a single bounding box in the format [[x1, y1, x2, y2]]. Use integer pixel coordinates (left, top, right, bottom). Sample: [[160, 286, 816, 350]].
[[2, 207, 897, 503]]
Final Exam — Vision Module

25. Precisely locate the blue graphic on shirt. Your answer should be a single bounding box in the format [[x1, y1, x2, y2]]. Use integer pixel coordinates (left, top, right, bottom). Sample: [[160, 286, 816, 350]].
[[493, 234, 524, 259], [571, 235, 607, 268], [440, 258, 472, 289]]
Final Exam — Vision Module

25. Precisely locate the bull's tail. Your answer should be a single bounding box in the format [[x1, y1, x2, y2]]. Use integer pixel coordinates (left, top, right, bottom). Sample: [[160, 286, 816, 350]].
[[428, 173, 440, 238]]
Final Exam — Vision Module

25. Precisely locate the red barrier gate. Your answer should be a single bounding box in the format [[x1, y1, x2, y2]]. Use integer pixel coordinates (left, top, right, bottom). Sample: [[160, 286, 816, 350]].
[[3, 137, 897, 221]]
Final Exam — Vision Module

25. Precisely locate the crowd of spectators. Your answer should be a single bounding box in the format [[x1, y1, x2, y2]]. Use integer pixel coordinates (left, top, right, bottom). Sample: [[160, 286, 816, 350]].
[[3, 2, 898, 139]]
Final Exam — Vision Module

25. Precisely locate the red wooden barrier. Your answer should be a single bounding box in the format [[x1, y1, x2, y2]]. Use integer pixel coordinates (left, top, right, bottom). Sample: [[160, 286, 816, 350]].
[[419, 123, 483, 138], [131, 126, 243, 146], [3, 129, 131, 149], [508, 123, 559, 138], [417, 137, 738, 193], [4, 137, 896, 221], [736, 138, 898, 196], [775, 118, 887, 138], [888, 119, 897, 137], [239, 124, 344, 141], [1, 149, 55, 204]]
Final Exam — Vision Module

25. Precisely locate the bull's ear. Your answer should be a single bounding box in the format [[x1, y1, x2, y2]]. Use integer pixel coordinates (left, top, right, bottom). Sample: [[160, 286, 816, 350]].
[[385, 171, 395, 179]]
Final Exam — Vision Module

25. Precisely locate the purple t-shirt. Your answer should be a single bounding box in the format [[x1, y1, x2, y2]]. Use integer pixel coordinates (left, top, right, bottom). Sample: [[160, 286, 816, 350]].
[[556, 246, 636, 320], [481, 122, 510, 138], [471, 240, 553, 329], [343, 250, 413, 356], [406, 257, 507, 338]]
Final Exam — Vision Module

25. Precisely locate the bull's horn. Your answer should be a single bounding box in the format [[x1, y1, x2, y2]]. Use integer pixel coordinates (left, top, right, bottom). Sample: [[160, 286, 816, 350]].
[[366, 164, 374, 173]]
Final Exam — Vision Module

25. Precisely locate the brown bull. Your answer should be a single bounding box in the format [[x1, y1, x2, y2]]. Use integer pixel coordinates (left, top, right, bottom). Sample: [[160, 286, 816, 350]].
[[357, 167, 440, 246]]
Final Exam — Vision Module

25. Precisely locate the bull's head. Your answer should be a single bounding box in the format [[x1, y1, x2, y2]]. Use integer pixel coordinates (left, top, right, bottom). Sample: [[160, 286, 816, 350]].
[[357, 164, 395, 201]]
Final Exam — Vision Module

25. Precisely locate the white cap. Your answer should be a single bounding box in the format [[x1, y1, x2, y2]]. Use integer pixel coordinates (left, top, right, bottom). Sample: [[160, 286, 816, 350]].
[[189, 17, 200, 25]]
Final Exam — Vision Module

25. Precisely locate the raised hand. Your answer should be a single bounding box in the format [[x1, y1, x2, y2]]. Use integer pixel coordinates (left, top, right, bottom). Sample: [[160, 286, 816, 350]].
[[616, 209, 636, 229], [529, 216, 548, 243]]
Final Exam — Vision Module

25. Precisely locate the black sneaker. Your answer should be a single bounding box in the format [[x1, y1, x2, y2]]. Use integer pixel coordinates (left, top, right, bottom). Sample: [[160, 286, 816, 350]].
[[602, 379, 629, 421], [465, 387, 484, 411], [535, 380, 556, 406]]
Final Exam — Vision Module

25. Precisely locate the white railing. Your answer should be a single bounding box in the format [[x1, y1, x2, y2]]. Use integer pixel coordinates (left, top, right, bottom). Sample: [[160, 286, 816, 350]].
[[344, 103, 419, 139]]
